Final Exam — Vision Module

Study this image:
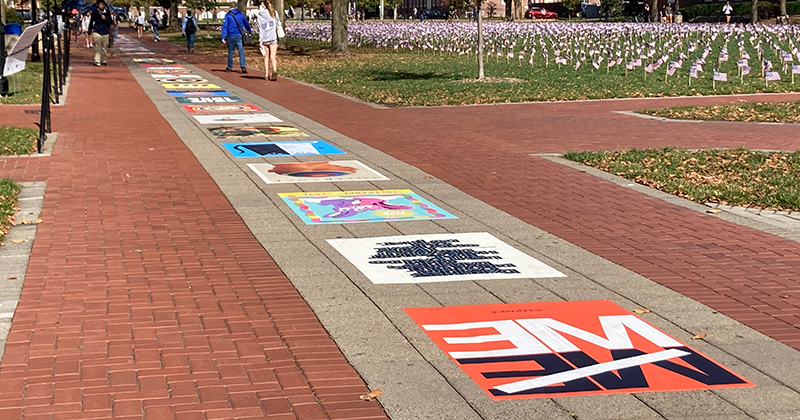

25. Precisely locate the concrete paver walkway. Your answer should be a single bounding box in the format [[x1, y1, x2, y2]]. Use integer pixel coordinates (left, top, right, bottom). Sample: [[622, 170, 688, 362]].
[[0, 41, 385, 420]]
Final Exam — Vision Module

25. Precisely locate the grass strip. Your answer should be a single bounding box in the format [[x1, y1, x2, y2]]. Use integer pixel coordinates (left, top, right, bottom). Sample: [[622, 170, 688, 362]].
[[0, 62, 44, 105], [639, 101, 800, 123], [564, 148, 800, 210], [0, 126, 38, 155], [0, 179, 21, 244]]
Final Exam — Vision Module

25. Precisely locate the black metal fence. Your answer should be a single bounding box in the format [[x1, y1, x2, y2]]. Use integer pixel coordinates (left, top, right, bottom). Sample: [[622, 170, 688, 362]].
[[37, 17, 72, 154]]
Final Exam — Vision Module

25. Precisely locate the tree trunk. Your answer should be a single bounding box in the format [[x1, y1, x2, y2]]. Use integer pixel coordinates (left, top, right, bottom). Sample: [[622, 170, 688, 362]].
[[477, 4, 484, 79], [169, 0, 180, 30], [331, 0, 349, 53], [650, 0, 658, 22], [274, 0, 286, 47], [505, 0, 513, 20], [780, 0, 786, 17], [393, 6, 397, 19], [514, 0, 523, 20], [380, 0, 384, 19], [751, 0, 757, 23]]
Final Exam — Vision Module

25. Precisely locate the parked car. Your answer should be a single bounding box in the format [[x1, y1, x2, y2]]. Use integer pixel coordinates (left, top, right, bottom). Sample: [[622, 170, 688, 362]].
[[419, 9, 447, 20], [525, 7, 558, 19]]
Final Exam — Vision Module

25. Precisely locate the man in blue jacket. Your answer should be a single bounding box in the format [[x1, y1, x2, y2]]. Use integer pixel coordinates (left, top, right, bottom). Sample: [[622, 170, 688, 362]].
[[221, 1, 251, 73], [88, 0, 113, 66]]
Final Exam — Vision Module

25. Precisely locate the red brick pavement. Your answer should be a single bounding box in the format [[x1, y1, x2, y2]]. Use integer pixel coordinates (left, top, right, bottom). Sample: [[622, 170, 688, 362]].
[[0, 42, 387, 419], [143, 36, 800, 351]]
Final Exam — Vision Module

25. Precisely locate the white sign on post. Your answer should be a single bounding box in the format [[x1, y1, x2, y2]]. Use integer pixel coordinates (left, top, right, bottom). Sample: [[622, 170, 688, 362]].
[[3, 22, 47, 77]]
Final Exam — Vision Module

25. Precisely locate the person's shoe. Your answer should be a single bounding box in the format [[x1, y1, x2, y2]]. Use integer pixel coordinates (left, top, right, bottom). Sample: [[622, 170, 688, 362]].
[[241, 67, 247, 74], [269, 71, 278, 81], [101, 63, 107, 66], [265, 72, 270, 80], [225, 68, 232, 72], [93, 62, 101, 66]]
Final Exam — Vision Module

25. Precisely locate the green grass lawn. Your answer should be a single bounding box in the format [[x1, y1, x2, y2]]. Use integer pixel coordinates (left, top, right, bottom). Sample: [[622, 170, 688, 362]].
[[0, 62, 44, 105], [565, 148, 800, 210], [0, 126, 38, 155], [0, 179, 21, 244], [162, 33, 800, 106], [640, 101, 800, 123]]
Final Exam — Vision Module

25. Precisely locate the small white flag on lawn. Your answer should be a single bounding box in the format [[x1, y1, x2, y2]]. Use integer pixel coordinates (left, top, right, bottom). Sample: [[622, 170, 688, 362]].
[[765, 71, 781, 81], [689, 67, 699, 78], [713, 71, 728, 82], [742, 65, 751, 75], [792, 64, 800, 74]]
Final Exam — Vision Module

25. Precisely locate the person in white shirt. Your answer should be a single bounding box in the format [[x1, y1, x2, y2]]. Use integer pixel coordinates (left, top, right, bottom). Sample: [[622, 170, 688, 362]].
[[134, 8, 145, 38], [255, 1, 282, 81], [722, 1, 733, 23]]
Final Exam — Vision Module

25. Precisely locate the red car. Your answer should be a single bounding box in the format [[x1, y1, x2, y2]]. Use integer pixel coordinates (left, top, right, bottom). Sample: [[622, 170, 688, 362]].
[[525, 7, 558, 19]]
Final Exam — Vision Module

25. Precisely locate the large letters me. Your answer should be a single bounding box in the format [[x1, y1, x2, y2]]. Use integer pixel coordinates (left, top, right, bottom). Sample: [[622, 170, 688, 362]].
[[405, 301, 753, 399]]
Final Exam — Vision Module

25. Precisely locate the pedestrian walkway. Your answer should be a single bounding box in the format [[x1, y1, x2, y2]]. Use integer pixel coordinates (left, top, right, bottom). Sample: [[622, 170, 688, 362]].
[[118, 33, 800, 419], [0, 38, 385, 420]]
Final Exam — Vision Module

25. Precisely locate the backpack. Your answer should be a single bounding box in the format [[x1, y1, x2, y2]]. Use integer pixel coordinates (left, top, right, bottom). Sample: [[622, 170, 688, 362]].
[[185, 17, 196, 34]]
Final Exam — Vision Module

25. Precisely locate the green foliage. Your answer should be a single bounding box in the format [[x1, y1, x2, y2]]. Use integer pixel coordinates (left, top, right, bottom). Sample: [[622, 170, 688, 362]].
[[562, 0, 582, 14], [0, 62, 44, 105], [640, 101, 800, 124], [564, 148, 800, 210], [680, 0, 800, 20], [4, 6, 24, 24], [600, 0, 623, 18]]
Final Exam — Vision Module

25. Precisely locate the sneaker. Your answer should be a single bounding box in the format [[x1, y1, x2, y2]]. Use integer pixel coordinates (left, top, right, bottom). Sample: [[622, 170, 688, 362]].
[[93, 62, 101, 66], [241, 67, 247, 74], [225, 68, 232, 72], [101, 63, 107, 66], [269, 71, 278, 81]]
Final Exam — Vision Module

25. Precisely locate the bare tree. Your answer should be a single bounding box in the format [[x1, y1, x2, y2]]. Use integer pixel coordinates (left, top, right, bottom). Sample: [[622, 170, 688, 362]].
[[514, 0, 523, 20], [780, 0, 786, 19], [169, 0, 180, 29], [505, 0, 512, 20], [331, 0, 349, 53], [650, 0, 658, 22], [477, 1, 484, 79], [751, 0, 757, 23]]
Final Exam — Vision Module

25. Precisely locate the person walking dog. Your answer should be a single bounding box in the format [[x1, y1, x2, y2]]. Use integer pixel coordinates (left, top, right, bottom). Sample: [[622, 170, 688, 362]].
[[221, 1, 252, 73], [89, 0, 112, 66], [256, 1, 283, 80]]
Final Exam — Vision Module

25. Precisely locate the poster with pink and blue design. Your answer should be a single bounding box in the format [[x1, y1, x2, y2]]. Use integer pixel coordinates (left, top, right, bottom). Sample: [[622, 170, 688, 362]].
[[278, 190, 456, 224]]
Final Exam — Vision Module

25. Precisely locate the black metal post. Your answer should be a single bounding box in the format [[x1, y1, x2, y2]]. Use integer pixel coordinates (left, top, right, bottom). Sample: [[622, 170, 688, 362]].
[[0, 24, 8, 96], [50, 23, 60, 104], [56, 26, 64, 89], [39, 23, 51, 153], [64, 15, 70, 72], [31, 0, 41, 62]]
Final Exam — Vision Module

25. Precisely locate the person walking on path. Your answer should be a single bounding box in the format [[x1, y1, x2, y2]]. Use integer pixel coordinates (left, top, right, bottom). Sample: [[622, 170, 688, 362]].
[[255, 1, 282, 80], [150, 10, 161, 41], [221, 1, 252, 73], [135, 8, 145, 38], [81, 11, 92, 48], [182, 12, 198, 53], [722, 1, 733, 23], [89, 0, 112, 66]]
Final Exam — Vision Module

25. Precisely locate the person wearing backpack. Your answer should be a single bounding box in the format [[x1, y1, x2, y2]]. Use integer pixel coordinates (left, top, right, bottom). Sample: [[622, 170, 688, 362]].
[[182, 12, 198, 52], [221, 1, 252, 73], [150, 10, 161, 41], [255, 1, 283, 80]]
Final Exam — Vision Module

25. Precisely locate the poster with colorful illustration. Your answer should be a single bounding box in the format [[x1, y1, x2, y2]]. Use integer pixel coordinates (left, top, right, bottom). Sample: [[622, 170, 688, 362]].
[[184, 104, 262, 113], [221, 140, 343, 157], [155, 78, 208, 84], [168, 90, 232, 96], [405, 300, 753, 400], [148, 69, 195, 75], [211, 126, 306, 138], [193, 114, 282, 124], [248, 161, 388, 184], [176, 96, 244, 104], [142, 65, 185, 69], [134, 58, 174, 63], [151, 73, 202, 79], [278, 189, 456, 225], [161, 83, 222, 90], [327, 232, 565, 284]]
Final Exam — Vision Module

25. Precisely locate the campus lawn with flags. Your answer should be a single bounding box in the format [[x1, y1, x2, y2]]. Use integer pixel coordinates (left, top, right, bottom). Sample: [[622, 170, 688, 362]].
[[565, 148, 800, 210], [259, 21, 800, 106], [639, 100, 800, 123]]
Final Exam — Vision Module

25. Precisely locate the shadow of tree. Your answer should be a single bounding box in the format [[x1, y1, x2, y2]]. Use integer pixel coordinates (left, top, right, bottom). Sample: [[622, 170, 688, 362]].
[[364, 70, 447, 81]]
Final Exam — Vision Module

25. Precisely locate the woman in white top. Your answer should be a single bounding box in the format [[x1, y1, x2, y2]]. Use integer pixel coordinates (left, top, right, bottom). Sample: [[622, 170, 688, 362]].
[[135, 8, 145, 38], [256, 1, 282, 81], [81, 11, 92, 47], [722, 1, 733, 23]]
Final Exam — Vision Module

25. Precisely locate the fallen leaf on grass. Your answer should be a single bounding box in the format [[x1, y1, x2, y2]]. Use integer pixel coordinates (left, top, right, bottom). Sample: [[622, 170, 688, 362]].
[[633, 308, 651, 314], [359, 389, 382, 401], [706, 209, 722, 214], [692, 332, 707, 340], [11, 239, 27, 244]]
